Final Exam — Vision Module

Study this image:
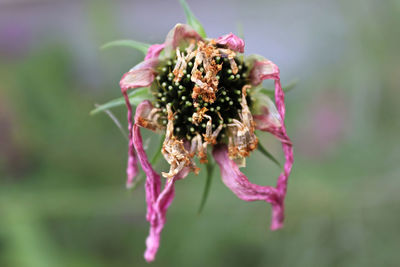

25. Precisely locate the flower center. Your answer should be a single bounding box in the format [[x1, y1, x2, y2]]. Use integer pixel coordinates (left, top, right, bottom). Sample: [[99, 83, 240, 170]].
[[153, 42, 252, 144]]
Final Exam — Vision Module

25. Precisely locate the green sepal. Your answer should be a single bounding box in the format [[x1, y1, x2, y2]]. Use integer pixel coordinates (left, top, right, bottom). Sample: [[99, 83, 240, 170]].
[[198, 160, 214, 214], [95, 105, 129, 141], [259, 80, 298, 98], [101, 40, 150, 55], [257, 142, 281, 168], [179, 0, 207, 38], [90, 87, 152, 115]]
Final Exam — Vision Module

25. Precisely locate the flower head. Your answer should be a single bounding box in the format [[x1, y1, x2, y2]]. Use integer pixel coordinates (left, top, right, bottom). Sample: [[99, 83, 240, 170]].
[[103, 2, 293, 262]]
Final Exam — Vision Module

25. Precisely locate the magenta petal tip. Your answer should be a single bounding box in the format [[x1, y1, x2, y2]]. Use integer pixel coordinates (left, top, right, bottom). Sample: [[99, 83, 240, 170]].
[[216, 33, 245, 53]]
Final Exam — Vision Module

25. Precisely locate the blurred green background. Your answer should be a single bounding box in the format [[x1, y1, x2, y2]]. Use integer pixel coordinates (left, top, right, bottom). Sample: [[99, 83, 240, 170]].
[[1, 0, 400, 266]]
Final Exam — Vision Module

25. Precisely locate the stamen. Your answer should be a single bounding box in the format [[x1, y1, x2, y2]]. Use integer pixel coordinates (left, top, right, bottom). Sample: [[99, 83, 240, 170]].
[[154, 38, 253, 165], [192, 107, 208, 125], [161, 105, 199, 179]]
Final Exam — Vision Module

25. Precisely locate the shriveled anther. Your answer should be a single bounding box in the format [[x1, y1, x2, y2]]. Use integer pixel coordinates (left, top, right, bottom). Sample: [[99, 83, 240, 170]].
[[161, 105, 199, 179], [190, 133, 208, 163], [192, 107, 208, 125], [137, 107, 163, 131], [218, 48, 238, 74], [190, 40, 223, 103], [227, 85, 258, 160], [203, 113, 223, 145], [173, 48, 187, 82]]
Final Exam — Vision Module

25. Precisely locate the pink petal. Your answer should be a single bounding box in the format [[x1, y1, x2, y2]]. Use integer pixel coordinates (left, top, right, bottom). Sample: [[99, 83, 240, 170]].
[[145, 43, 166, 60], [249, 57, 294, 229], [120, 59, 158, 188], [131, 57, 160, 71], [163, 23, 202, 57], [133, 101, 190, 262], [212, 145, 284, 230], [249, 58, 280, 87], [133, 101, 161, 221], [253, 96, 282, 129], [144, 176, 175, 262], [143, 170, 190, 262], [216, 33, 245, 53], [120, 68, 155, 93], [122, 91, 139, 188]]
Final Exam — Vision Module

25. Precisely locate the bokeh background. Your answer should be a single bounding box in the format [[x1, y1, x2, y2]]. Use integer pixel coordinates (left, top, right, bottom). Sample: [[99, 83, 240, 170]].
[[1, 0, 400, 266]]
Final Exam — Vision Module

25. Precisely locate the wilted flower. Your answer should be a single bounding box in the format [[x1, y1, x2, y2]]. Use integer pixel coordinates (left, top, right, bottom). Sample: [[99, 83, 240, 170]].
[[99, 1, 293, 262]]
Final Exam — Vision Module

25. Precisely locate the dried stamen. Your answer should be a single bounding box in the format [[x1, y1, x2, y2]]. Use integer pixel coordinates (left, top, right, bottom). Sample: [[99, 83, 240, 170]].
[[161, 105, 199, 178], [154, 39, 254, 166], [228, 85, 258, 160]]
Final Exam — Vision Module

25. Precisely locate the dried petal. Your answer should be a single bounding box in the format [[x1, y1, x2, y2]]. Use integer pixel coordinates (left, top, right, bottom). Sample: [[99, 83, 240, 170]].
[[133, 101, 161, 221], [133, 101, 191, 262], [145, 43, 166, 60], [216, 33, 245, 53], [253, 95, 282, 129], [164, 23, 202, 58], [212, 145, 284, 230], [144, 167, 189, 262], [249, 57, 294, 229], [120, 60, 158, 188], [249, 58, 280, 86], [120, 68, 155, 93], [135, 101, 162, 131]]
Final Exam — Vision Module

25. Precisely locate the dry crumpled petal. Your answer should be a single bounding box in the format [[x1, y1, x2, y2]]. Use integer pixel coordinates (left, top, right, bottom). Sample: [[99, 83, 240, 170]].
[[145, 43, 166, 60], [143, 168, 189, 262], [249, 57, 294, 228], [133, 101, 190, 262], [133, 101, 161, 221], [142, 24, 202, 62], [163, 23, 202, 57], [216, 33, 245, 53], [212, 145, 284, 230], [120, 59, 159, 188]]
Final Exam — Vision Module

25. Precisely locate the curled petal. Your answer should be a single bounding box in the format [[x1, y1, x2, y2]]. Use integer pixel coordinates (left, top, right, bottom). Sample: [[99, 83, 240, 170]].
[[143, 167, 190, 262], [216, 33, 245, 53], [133, 101, 161, 221], [120, 60, 158, 188], [123, 94, 138, 188], [163, 23, 202, 57], [144, 167, 189, 262], [134, 100, 154, 123], [249, 58, 280, 87], [134, 101, 190, 262], [250, 57, 294, 228], [120, 68, 155, 93], [212, 145, 284, 230], [253, 95, 281, 129], [144, 177, 174, 262], [131, 57, 160, 71], [145, 43, 166, 60]]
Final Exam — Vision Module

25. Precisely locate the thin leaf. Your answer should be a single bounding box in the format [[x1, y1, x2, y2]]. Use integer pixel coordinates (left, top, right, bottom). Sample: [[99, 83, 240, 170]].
[[236, 21, 244, 40], [179, 0, 207, 38], [101, 40, 150, 55], [198, 161, 214, 214], [95, 104, 129, 141], [90, 87, 152, 115], [257, 142, 281, 168]]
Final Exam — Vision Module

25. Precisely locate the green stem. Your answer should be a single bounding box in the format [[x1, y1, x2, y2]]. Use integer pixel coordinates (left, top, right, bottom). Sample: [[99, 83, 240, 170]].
[[198, 161, 214, 214]]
